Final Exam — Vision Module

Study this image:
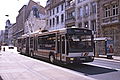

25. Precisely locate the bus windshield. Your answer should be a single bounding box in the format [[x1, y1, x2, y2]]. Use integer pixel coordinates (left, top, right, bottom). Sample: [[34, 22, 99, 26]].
[[68, 34, 93, 52]]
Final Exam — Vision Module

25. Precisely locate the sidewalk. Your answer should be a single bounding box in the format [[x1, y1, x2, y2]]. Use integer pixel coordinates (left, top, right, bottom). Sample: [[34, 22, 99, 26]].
[[97, 55, 120, 61], [0, 51, 95, 80]]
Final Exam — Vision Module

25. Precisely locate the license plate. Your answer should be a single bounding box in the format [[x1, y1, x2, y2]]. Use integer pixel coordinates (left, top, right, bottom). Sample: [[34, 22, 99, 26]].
[[80, 58, 85, 60]]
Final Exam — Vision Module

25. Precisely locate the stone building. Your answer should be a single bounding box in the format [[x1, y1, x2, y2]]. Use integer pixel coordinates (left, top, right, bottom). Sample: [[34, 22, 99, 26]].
[[4, 19, 11, 45], [8, 23, 16, 45], [65, 0, 76, 28], [15, 5, 27, 39], [24, 4, 46, 34], [98, 0, 120, 55], [75, 0, 98, 36], [0, 30, 5, 45], [15, 0, 45, 39], [45, 0, 66, 31]]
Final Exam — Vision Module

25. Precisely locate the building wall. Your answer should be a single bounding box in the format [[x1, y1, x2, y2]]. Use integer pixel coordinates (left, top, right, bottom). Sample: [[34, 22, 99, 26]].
[[65, 0, 76, 28], [0, 30, 5, 44], [15, 5, 26, 38], [4, 19, 11, 45], [8, 23, 16, 46], [8, 26, 13, 45], [46, 0, 65, 31], [98, 0, 120, 55], [76, 0, 98, 34], [15, 0, 45, 39], [24, 11, 46, 34]]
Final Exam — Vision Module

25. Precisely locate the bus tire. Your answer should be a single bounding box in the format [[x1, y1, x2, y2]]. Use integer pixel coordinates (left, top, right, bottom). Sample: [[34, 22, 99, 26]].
[[30, 51, 34, 57], [49, 55, 55, 63]]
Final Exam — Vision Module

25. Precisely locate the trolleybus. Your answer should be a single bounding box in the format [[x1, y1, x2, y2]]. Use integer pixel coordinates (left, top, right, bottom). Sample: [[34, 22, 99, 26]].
[[17, 27, 94, 63]]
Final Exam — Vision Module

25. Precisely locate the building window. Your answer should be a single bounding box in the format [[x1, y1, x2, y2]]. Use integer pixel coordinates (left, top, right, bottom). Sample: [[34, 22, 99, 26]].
[[46, 20, 48, 25], [84, 21, 89, 28], [56, 16, 59, 24], [32, 5, 39, 18], [84, 5, 89, 17], [112, 4, 118, 16], [61, 14, 64, 23], [105, 6, 110, 17], [57, 6, 59, 13], [79, 7, 83, 17], [53, 18, 55, 26], [91, 2, 96, 14], [50, 19, 52, 26], [91, 20, 96, 31], [50, 10, 51, 16], [67, 11, 75, 19], [78, 22, 82, 27], [61, 4, 64, 11], [78, 0, 83, 3], [53, 8, 55, 15]]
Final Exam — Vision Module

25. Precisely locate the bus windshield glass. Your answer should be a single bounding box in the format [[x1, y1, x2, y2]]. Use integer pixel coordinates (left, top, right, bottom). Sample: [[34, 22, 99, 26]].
[[68, 34, 93, 52]]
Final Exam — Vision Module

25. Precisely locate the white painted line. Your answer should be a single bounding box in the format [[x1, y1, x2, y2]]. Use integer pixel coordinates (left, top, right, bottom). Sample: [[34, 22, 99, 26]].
[[85, 63, 120, 71], [95, 57, 120, 63]]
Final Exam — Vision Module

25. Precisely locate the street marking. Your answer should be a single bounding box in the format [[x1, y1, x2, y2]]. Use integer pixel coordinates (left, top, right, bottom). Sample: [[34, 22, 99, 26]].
[[85, 63, 120, 71], [31, 58, 96, 80], [95, 58, 120, 63]]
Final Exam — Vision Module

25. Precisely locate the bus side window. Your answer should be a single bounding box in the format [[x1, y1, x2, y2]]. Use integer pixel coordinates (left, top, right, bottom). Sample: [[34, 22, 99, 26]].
[[62, 36, 65, 54]]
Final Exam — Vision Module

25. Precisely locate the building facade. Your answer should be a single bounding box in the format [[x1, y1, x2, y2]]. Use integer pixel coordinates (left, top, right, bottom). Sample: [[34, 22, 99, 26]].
[[65, 0, 76, 28], [45, 0, 66, 31], [98, 0, 120, 55], [15, 5, 27, 39], [15, 0, 45, 39], [24, 4, 46, 34], [0, 30, 5, 45], [8, 23, 16, 46], [76, 0, 98, 36], [4, 19, 11, 45]]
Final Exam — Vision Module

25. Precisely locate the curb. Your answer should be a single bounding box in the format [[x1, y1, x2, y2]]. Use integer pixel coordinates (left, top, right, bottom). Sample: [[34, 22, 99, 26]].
[[95, 55, 120, 61]]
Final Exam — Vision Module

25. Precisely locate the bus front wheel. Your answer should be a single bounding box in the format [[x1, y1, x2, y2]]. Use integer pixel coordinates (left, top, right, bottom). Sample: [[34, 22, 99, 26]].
[[30, 51, 34, 57], [49, 55, 55, 63]]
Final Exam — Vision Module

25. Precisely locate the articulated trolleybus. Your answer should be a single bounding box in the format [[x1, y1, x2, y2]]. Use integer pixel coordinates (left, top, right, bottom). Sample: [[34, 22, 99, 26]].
[[17, 27, 94, 63]]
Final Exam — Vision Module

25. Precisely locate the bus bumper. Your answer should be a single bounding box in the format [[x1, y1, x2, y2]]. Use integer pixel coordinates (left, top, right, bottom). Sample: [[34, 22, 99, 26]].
[[66, 56, 94, 64]]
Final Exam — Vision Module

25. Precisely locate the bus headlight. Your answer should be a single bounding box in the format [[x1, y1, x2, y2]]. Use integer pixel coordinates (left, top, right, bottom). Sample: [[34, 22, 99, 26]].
[[70, 58, 74, 60]]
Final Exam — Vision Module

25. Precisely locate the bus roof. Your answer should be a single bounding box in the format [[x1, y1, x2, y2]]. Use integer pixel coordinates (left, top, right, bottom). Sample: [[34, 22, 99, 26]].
[[17, 27, 92, 39]]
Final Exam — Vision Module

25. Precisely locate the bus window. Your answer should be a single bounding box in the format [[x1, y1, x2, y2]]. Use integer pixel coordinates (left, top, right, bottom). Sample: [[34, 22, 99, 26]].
[[30, 37, 33, 48], [68, 35, 93, 52], [38, 34, 56, 50], [62, 36, 65, 54]]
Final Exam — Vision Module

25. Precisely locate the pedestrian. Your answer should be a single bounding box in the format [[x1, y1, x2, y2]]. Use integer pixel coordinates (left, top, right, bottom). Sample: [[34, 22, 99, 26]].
[[107, 45, 114, 59], [109, 45, 114, 53]]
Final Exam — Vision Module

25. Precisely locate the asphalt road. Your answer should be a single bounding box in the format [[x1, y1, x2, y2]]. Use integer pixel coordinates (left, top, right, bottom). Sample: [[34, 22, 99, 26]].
[[54, 58, 120, 80], [2, 50, 119, 80]]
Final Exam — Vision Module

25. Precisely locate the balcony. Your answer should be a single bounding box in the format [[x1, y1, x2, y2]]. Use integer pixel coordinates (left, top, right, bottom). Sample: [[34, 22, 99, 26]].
[[102, 15, 120, 26], [66, 1, 75, 10], [65, 16, 75, 25]]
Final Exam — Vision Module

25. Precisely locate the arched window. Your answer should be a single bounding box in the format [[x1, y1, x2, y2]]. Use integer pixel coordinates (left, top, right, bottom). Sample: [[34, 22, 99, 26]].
[[32, 5, 39, 18]]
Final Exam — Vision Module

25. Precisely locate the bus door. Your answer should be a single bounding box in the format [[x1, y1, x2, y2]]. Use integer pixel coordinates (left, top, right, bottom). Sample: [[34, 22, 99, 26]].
[[26, 37, 30, 55], [56, 35, 66, 61], [61, 35, 67, 61], [29, 37, 34, 56]]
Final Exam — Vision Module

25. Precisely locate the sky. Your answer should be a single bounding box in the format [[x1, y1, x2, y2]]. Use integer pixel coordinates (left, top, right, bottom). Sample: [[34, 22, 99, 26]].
[[0, 0, 47, 30]]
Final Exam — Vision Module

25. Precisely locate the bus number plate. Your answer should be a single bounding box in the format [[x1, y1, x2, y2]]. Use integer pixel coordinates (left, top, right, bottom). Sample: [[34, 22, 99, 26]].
[[80, 58, 85, 60]]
